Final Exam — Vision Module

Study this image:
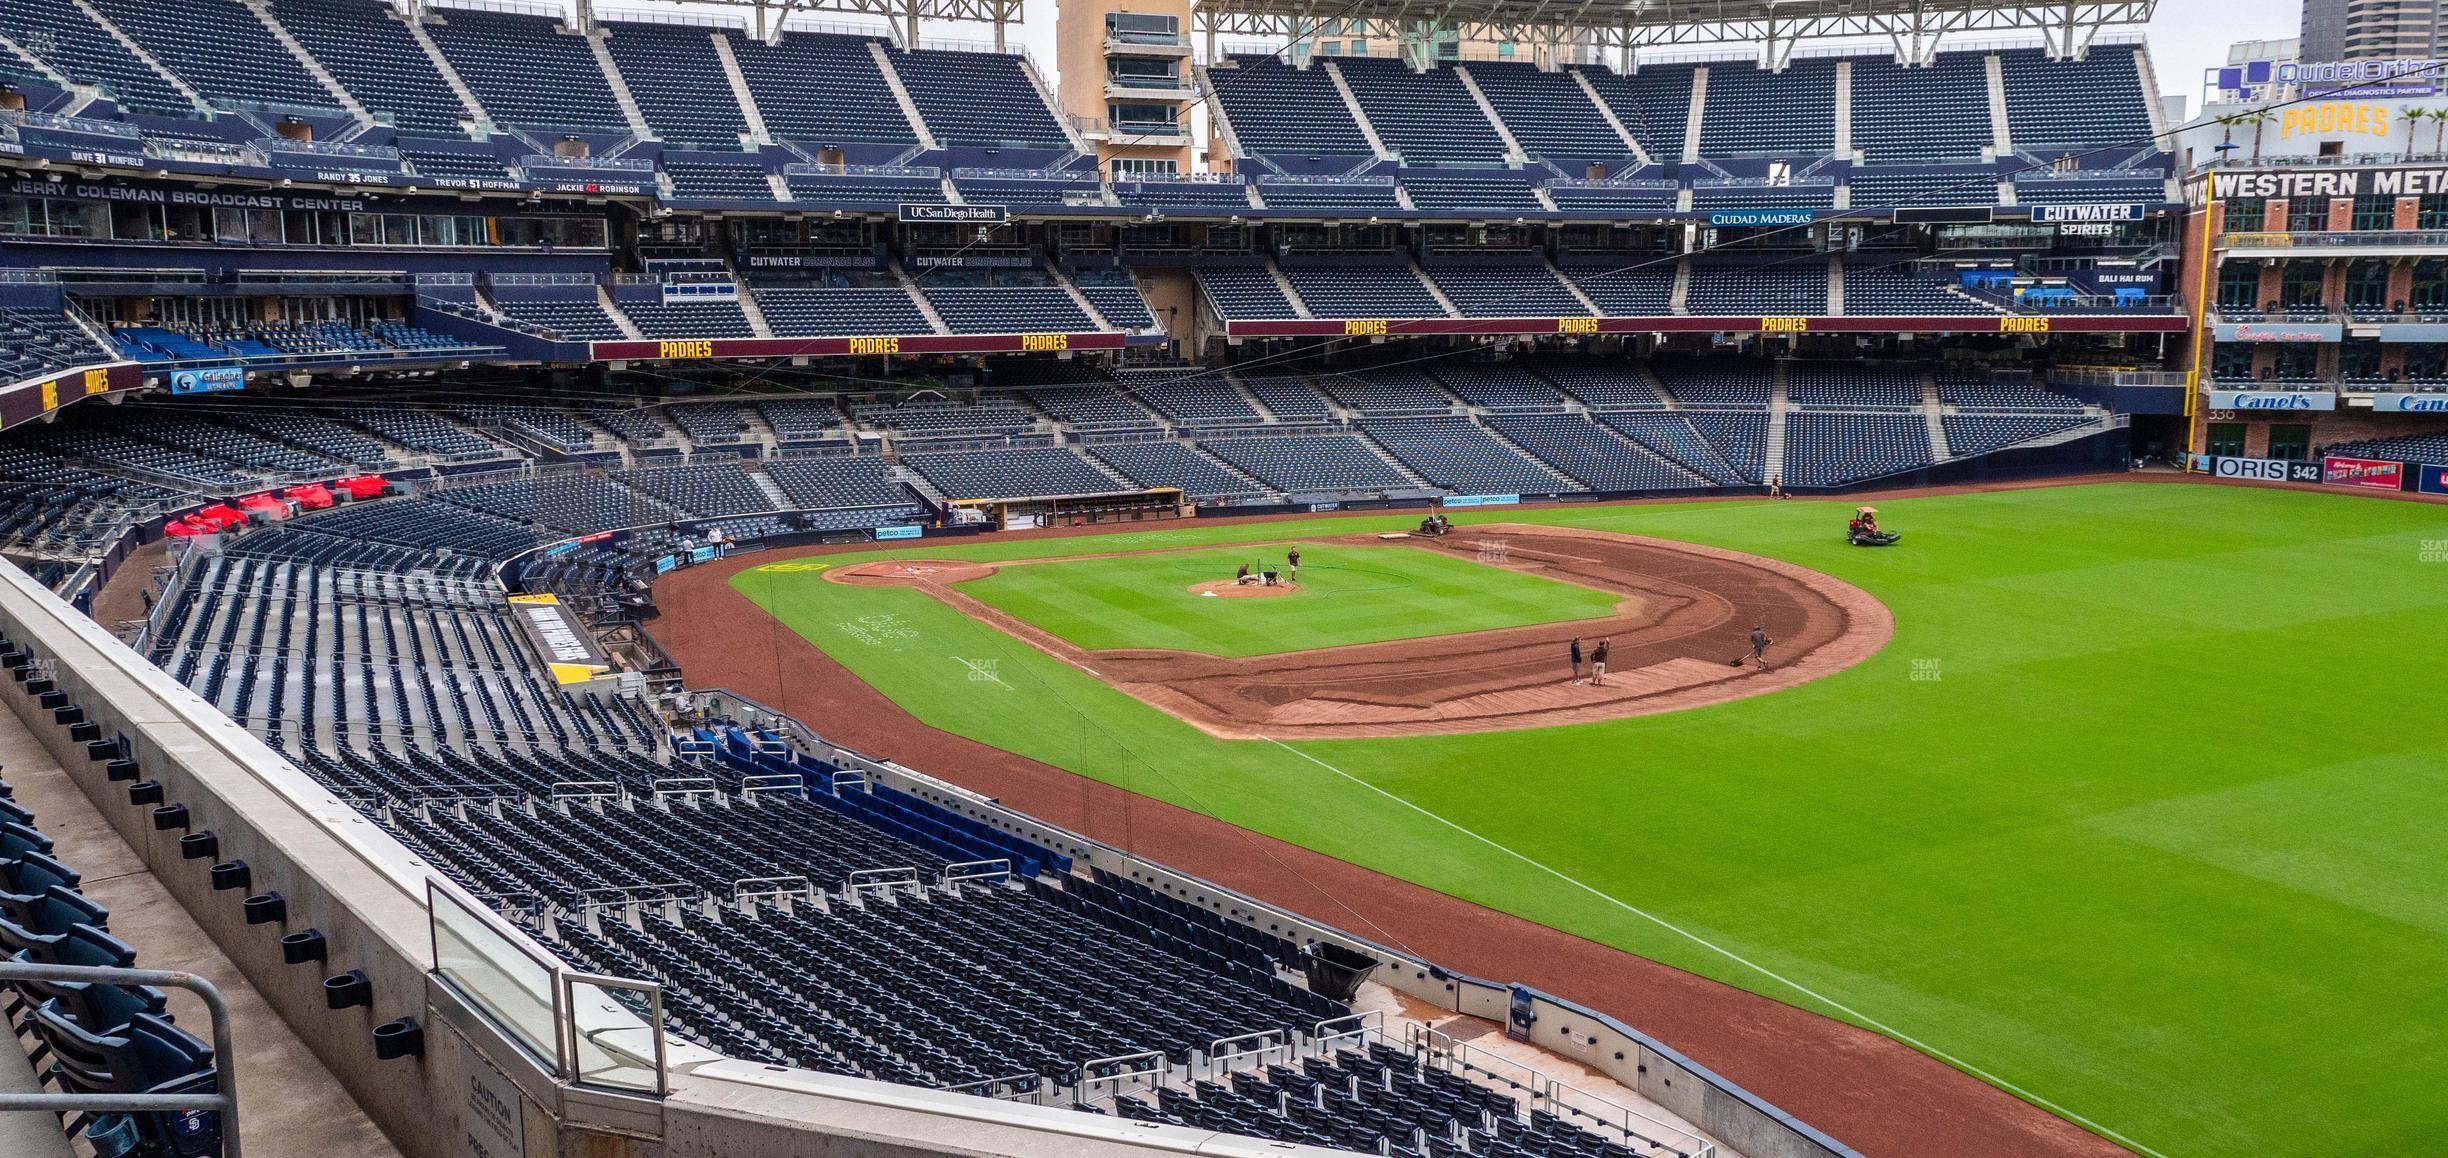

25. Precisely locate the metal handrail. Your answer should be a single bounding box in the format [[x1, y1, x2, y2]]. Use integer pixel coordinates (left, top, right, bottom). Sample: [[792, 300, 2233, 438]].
[[0, 962, 239, 1158]]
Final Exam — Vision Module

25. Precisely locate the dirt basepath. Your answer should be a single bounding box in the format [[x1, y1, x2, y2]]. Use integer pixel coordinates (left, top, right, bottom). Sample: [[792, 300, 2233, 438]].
[[650, 509, 2131, 1158], [827, 525, 1889, 738]]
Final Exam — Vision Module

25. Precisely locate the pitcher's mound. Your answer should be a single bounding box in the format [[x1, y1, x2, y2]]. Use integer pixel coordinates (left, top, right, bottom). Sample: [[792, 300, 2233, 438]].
[[1189, 579, 1300, 599]]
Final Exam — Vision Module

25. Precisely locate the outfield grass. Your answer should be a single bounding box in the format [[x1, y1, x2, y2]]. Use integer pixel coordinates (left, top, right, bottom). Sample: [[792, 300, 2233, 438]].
[[732, 484, 2448, 1158], [954, 541, 1621, 656]]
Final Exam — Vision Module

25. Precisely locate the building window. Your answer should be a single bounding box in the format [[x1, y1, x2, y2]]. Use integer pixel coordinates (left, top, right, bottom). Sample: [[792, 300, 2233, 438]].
[[2344, 260, 2390, 310], [2286, 198, 2330, 232], [2221, 196, 2265, 232], [1111, 158, 1178, 179], [2420, 194, 2448, 228], [2266, 423, 2313, 460], [2216, 261, 2261, 310], [2351, 194, 2395, 230], [2212, 344, 2255, 380], [2206, 422, 2247, 456], [2279, 262, 2325, 309]]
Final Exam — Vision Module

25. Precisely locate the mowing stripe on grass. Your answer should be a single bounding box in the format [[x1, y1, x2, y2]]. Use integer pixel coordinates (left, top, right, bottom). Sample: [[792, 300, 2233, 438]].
[[1259, 734, 2172, 1158]]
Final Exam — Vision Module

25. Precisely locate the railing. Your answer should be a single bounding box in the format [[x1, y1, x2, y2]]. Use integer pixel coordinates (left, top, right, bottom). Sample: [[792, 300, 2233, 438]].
[[256, 137, 401, 160], [518, 154, 655, 172], [1410, 1023, 1714, 1158], [2221, 229, 2448, 250], [1, 109, 143, 139], [780, 162, 940, 178], [0, 962, 240, 1158], [595, 5, 746, 30]]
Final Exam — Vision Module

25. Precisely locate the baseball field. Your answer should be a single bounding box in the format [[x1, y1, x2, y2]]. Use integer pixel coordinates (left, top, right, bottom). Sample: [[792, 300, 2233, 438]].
[[711, 481, 2448, 1158]]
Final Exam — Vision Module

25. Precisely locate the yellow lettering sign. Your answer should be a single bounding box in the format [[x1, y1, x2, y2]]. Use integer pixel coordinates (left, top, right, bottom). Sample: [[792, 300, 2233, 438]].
[[40, 382, 58, 412], [2280, 102, 2389, 141], [1343, 319, 1390, 336], [754, 561, 832, 574], [2000, 316, 2051, 334], [1557, 318, 1600, 334], [847, 336, 901, 355], [657, 340, 714, 359], [1760, 317, 1810, 333], [1021, 333, 1068, 352], [82, 368, 109, 395]]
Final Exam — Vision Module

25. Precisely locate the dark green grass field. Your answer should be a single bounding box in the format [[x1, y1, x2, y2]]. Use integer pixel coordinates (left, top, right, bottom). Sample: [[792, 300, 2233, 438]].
[[732, 483, 2448, 1158], [956, 541, 1621, 656]]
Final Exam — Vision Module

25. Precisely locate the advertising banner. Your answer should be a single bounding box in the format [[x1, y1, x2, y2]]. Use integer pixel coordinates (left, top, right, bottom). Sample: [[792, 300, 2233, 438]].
[[2204, 390, 2337, 411], [2200, 455, 2323, 482], [899, 204, 1007, 223], [505, 593, 611, 685], [1706, 209, 1815, 227], [873, 525, 924, 541], [2418, 464, 2448, 496], [2323, 456, 2407, 489], [1442, 494, 1522, 508], [2210, 323, 2343, 343], [2030, 203, 2148, 223], [2370, 392, 2448, 412], [169, 367, 245, 395]]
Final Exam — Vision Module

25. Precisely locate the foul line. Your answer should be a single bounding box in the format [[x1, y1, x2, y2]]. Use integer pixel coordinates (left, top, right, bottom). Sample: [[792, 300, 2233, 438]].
[[1259, 735, 2168, 1158]]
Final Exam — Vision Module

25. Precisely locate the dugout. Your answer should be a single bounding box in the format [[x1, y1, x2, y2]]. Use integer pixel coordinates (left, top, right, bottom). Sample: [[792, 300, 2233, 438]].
[[948, 487, 1187, 529]]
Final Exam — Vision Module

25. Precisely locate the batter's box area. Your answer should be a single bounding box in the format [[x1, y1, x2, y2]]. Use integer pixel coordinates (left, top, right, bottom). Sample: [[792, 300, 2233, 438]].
[[828, 525, 1892, 739]]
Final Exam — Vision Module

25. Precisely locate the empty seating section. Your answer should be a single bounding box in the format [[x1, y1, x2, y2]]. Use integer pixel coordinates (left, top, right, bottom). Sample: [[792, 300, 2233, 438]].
[[1687, 262, 1826, 316], [663, 154, 774, 200], [1433, 363, 1567, 411], [619, 299, 756, 338], [1195, 267, 1300, 320], [1937, 373, 2084, 410], [1782, 412, 1934, 484], [753, 287, 934, 335], [1424, 263, 1584, 317], [436, 473, 678, 533], [0, 308, 108, 384], [1112, 180, 1253, 208], [1252, 181, 1403, 211], [0, 750, 228, 1158], [1650, 356, 1771, 407], [2012, 174, 2170, 205], [399, 141, 521, 183], [1629, 411, 1761, 481], [731, 32, 915, 144], [423, 8, 627, 133], [1280, 265, 1444, 319], [1362, 417, 1565, 493], [1199, 433, 1411, 493], [89, 0, 332, 109], [1787, 363, 1922, 409], [1333, 58, 1507, 164], [1688, 182, 1833, 209], [1071, 270, 1157, 329], [1019, 384, 1156, 429], [1576, 65, 1692, 160], [754, 400, 839, 443], [1697, 60, 1834, 156], [1544, 184, 1679, 213], [619, 459, 778, 517], [338, 407, 502, 458], [902, 447, 1121, 498], [782, 171, 943, 206], [1212, 57, 1372, 158], [1528, 359, 1664, 409], [1559, 264, 1673, 317], [1315, 369, 1450, 414], [494, 300, 627, 341], [1488, 414, 1700, 490], [953, 176, 1099, 208], [1998, 48, 2150, 151], [1943, 413, 2092, 454], [1239, 376, 1332, 419], [761, 456, 910, 510], [1464, 61, 1631, 165], [888, 47, 1066, 147], [604, 22, 747, 146], [1129, 373, 1263, 424], [853, 397, 1033, 438], [1087, 441, 1263, 499], [1850, 54, 1993, 162], [481, 406, 604, 453], [1401, 172, 1543, 213], [1846, 167, 2001, 209], [0, 0, 194, 113], [268, 0, 466, 134], [920, 283, 1097, 334], [2319, 432, 2448, 461], [665, 402, 749, 444], [1845, 264, 1996, 314]]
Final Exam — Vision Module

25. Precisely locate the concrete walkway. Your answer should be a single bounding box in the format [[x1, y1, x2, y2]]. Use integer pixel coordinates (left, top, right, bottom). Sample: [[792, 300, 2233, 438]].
[[0, 713, 402, 1158]]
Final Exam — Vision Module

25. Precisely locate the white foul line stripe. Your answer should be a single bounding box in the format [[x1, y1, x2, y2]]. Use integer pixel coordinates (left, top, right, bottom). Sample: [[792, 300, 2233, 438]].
[[1258, 735, 2168, 1158]]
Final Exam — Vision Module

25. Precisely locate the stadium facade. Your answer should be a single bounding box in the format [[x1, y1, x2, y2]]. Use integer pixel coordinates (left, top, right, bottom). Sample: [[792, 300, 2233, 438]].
[[1, 0, 2446, 1153]]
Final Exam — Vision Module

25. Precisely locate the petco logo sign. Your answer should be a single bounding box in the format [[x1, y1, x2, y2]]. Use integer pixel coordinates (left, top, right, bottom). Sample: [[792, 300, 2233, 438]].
[[2371, 393, 2448, 412], [2323, 456, 2405, 489]]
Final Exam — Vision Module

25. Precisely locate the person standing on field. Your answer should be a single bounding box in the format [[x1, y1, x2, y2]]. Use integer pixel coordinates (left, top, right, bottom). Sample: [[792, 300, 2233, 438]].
[[1748, 624, 1772, 670], [1568, 636, 1583, 682], [1589, 639, 1610, 687], [1286, 546, 1301, 580]]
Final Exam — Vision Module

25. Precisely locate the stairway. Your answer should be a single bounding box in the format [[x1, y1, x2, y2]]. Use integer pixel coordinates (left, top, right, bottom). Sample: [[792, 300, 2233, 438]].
[[1921, 371, 1951, 458], [869, 42, 939, 149], [1222, 369, 1279, 422], [73, 0, 208, 111], [402, 12, 494, 130], [585, 30, 655, 139], [597, 286, 646, 340], [708, 31, 770, 144], [1048, 267, 1113, 331], [1830, 60, 1852, 157], [1453, 66, 1526, 164], [1267, 258, 1315, 320], [1681, 67, 1708, 163], [1475, 418, 1579, 491], [1322, 61, 1395, 160], [745, 464, 793, 508], [1411, 261, 1463, 319], [732, 282, 776, 339], [1826, 255, 1845, 315], [0, 33, 72, 89], [1763, 363, 1791, 486], [248, 1, 373, 122], [1572, 68, 1650, 166], [1985, 54, 2012, 154], [894, 263, 951, 334], [1669, 258, 1692, 314]]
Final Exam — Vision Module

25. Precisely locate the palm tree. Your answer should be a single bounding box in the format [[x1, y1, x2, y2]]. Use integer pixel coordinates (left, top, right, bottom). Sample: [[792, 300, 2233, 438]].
[[2401, 107, 2431, 159]]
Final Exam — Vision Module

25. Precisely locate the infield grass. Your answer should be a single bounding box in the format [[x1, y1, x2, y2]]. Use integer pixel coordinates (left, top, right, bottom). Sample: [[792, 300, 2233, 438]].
[[954, 541, 1622, 656], [732, 484, 2448, 1158]]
